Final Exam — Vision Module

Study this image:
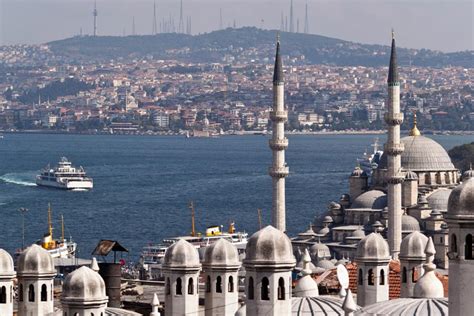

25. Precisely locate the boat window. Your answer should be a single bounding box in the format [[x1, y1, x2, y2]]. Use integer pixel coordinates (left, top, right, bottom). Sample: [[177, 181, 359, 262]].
[[28, 284, 35, 302], [228, 276, 234, 293], [248, 277, 254, 300], [188, 278, 194, 295], [176, 278, 182, 295], [216, 276, 222, 293], [0, 286, 6, 304], [41, 284, 47, 301], [261, 277, 270, 300]]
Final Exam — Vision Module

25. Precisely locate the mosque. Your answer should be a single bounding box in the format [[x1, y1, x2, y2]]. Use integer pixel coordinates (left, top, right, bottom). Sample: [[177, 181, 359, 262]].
[[0, 35, 472, 316]]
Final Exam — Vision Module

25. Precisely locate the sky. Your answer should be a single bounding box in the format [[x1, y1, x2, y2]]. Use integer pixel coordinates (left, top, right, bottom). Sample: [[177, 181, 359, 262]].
[[0, 0, 472, 52]]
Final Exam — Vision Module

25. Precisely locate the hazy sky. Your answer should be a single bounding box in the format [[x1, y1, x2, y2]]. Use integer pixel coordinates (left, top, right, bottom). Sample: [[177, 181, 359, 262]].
[[0, 0, 472, 52]]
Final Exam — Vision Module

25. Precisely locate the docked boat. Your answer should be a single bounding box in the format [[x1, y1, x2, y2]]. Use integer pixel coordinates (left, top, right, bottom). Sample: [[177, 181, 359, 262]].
[[36, 157, 93, 190]]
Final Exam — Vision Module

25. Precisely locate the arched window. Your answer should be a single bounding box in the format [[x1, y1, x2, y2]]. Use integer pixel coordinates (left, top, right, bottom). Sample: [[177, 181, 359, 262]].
[[228, 276, 234, 293], [188, 278, 194, 295], [402, 267, 407, 283], [277, 277, 285, 300], [466, 234, 473, 260], [206, 275, 211, 293], [165, 278, 170, 295], [176, 277, 182, 295], [261, 277, 270, 300], [436, 173, 441, 184], [368, 269, 374, 286], [248, 277, 254, 300], [41, 284, 47, 301], [445, 173, 450, 184], [358, 269, 363, 285], [216, 276, 222, 293], [19, 284, 23, 302], [424, 174, 430, 185], [412, 267, 417, 283], [379, 269, 385, 285], [28, 284, 35, 302], [451, 234, 458, 253], [0, 286, 6, 304]]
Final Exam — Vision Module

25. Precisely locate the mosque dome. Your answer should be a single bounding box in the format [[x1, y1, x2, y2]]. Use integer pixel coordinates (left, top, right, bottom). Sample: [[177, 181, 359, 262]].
[[336, 257, 349, 266], [62, 266, 107, 303], [292, 297, 355, 315], [355, 233, 390, 262], [163, 239, 200, 269], [447, 177, 474, 219], [17, 244, 55, 276], [309, 243, 331, 260], [400, 231, 428, 260], [244, 226, 295, 266], [329, 202, 342, 210], [351, 228, 366, 238], [323, 216, 334, 223], [404, 170, 418, 180], [378, 136, 455, 171], [462, 168, 474, 180], [0, 249, 14, 277], [318, 227, 330, 235], [294, 276, 319, 297], [402, 214, 420, 232], [203, 238, 240, 269], [356, 297, 448, 316], [351, 190, 387, 209], [427, 189, 452, 212], [316, 259, 335, 270]]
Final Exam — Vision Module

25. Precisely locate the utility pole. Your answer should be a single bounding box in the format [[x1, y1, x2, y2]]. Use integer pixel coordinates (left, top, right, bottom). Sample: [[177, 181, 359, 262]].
[[18, 207, 28, 250]]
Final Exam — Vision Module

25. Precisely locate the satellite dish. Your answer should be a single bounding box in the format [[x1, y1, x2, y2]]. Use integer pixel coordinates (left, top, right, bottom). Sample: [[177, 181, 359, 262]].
[[337, 264, 349, 297]]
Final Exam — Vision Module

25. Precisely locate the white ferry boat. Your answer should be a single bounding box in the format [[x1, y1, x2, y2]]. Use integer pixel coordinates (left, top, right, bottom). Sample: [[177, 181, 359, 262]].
[[36, 157, 93, 190], [357, 138, 383, 177]]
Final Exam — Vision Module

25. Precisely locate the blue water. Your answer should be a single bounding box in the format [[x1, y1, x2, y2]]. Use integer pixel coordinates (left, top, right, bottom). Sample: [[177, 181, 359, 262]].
[[0, 133, 469, 260]]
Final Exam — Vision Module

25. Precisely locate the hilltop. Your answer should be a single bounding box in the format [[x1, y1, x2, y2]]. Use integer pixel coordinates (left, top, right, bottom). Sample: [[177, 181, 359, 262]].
[[48, 27, 473, 68]]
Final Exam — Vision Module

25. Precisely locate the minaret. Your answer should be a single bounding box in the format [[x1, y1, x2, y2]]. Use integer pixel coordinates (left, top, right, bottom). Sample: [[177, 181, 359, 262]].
[[269, 36, 289, 232], [93, 0, 98, 37], [289, 0, 294, 33], [385, 31, 404, 259]]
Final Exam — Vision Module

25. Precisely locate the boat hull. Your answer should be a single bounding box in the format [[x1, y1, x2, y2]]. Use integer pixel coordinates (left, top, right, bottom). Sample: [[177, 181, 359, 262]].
[[36, 178, 93, 190]]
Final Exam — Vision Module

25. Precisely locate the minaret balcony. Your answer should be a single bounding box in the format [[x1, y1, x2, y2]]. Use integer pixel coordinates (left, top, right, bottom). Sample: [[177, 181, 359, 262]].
[[269, 166, 289, 178], [270, 110, 288, 122], [387, 175, 405, 184], [269, 138, 289, 150], [384, 112, 404, 125], [384, 142, 404, 155]]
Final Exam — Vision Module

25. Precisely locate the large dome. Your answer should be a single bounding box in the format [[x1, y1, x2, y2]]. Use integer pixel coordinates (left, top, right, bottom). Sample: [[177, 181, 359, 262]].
[[378, 136, 455, 171], [356, 298, 448, 315], [351, 190, 387, 209], [292, 297, 358, 315], [427, 189, 452, 212]]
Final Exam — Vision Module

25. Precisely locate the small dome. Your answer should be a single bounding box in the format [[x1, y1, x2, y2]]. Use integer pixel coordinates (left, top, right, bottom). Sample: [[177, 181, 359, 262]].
[[352, 228, 366, 238], [203, 239, 240, 269], [447, 178, 474, 219], [351, 190, 387, 209], [355, 233, 390, 262], [340, 194, 351, 202], [404, 170, 418, 180], [323, 216, 334, 223], [427, 189, 452, 212], [357, 298, 448, 316], [329, 202, 342, 210], [336, 258, 349, 266], [62, 266, 107, 303], [292, 297, 356, 315], [402, 214, 420, 232], [0, 249, 15, 277], [462, 168, 474, 180], [17, 244, 55, 276], [309, 243, 331, 260], [400, 231, 428, 260], [163, 239, 200, 269], [351, 167, 368, 177], [294, 275, 319, 297], [317, 227, 330, 235], [316, 259, 335, 270], [243, 226, 295, 267]]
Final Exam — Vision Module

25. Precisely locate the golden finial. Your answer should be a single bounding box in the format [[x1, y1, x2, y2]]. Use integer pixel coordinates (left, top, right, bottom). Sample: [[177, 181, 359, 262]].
[[409, 110, 421, 136]]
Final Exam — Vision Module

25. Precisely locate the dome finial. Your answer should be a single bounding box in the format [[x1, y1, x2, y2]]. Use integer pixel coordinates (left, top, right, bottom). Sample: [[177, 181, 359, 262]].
[[409, 110, 421, 136], [391, 28, 395, 40]]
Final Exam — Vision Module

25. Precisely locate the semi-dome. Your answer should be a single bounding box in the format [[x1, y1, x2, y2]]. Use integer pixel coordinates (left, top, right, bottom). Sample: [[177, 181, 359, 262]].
[[447, 177, 474, 219], [356, 297, 448, 315], [203, 238, 240, 269], [62, 266, 107, 303], [17, 244, 55, 276], [378, 136, 455, 171], [316, 259, 335, 270], [352, 228, 366, 238], [294, 275, 319, 297], [310, 243, 331, 260], [0, 248, 15, 278], [163, 239, 200, 269], [404, 170, 418, 180], [400, 231, 428, 260], [355, 233, 390, 262], [292, 296, 358, 315], [243, 226, 295, 267], [351, 190, 387, 209], [427, 189, 452, 212], [402, 214, 420, 232]]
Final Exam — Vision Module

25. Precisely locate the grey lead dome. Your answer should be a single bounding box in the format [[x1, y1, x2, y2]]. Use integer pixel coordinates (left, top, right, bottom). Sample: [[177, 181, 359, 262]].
[[163, 239, 200, 269], [0, 249, 14, 278], [355, 233, 390, 262], [351, 190, 387, 209], [400, 231, 428, 260], [447, 177, 474, 219], [203, 238, 240, 268], [17, 244, 55, 276], [62, 266, 107, 302]]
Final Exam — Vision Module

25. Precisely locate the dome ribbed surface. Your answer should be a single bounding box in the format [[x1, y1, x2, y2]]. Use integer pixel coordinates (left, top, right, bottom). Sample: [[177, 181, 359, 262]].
[[427, 189, 452, 212], [378, 136, 455, 171], [0, 248, 14, 277], [356, 298, 448, 315], [62, 266, 107, 302], [400, 231, 428, 260], [351, 190, 387, 209], [447, 178, 474, 219], [163, 239, 200, 269], [402, 214, 420, 232], [356, 233, 390, 262], [203, 238, 240, 269], [292, 296, 358, 315], [17, 244, 55, 276]]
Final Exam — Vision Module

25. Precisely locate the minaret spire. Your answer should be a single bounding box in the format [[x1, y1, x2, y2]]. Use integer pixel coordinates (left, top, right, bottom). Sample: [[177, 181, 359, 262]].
[[269, 35, 289, 231], [385, 30, 404, 259]]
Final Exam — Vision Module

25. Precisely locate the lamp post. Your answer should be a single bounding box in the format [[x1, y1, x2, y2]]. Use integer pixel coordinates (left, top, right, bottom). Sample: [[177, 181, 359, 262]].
[[18, 207, 28, 250]]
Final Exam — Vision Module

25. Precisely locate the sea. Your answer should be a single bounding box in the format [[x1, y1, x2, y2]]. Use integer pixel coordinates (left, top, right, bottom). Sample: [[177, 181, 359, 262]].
[[0, 133, 469, 261]]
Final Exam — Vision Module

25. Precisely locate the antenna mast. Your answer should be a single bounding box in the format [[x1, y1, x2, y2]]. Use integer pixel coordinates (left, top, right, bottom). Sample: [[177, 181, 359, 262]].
[[304, 3, 309, 34], [153, 0, 158, 35], [178, 0, 184, 33], [93, 0, 98, 37]]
